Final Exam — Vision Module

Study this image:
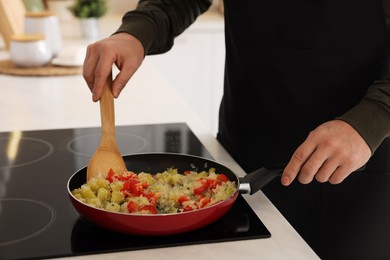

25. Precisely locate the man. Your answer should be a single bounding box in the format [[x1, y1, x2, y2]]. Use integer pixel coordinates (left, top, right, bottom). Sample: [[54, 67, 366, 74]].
[[83, 1, 390, 257], [83, 0, 389, 184]]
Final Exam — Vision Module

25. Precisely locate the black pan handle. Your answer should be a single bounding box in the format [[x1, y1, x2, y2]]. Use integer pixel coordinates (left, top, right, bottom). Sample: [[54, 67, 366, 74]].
[[239, 167, 283, 195], [239, 165, 367, 195]]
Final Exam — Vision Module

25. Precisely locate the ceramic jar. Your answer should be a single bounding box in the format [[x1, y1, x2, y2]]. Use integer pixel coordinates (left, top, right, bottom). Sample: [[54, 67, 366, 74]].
[[79, 18, 100, 40], [10, 34, 52, 67], [24, 11, 62, 57]]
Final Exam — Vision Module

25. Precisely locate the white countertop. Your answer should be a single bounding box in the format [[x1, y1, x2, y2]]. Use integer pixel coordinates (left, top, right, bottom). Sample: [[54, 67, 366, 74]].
[[0, 14, 319, 260]]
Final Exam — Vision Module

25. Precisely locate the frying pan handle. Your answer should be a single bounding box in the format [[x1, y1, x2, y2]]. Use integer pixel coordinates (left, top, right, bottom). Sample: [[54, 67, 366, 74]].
[[239, 165, 367, 195], [239, 168, 283, 195]]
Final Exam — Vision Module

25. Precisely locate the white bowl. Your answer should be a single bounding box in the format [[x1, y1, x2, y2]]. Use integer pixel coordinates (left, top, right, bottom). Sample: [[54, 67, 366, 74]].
[[10, 34, 52, 67], [24, 11, 63, 57]]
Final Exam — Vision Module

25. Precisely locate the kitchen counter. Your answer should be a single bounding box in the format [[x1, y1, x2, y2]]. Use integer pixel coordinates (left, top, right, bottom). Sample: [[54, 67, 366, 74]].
[[0, 14, 319, 260]]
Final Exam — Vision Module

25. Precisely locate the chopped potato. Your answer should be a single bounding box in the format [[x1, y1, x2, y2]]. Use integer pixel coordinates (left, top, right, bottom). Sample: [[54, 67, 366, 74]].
[[72, 168, 236, 215]]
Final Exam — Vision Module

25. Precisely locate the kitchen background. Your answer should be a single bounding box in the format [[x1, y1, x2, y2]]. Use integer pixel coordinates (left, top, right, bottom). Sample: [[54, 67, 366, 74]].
[[0, 0, 225, 137], [2, 0, 390, 137]]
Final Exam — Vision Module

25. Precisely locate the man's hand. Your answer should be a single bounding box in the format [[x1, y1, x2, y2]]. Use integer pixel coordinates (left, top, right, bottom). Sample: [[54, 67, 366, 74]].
[[281, 120, 371, 185], [83, 33, 145, 102]]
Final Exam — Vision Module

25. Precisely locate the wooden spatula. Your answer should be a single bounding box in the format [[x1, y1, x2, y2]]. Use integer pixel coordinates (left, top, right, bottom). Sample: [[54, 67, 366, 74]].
[[86, 72, 127, 180]]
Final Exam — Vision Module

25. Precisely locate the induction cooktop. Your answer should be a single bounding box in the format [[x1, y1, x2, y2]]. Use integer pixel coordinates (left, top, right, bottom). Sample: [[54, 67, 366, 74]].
[[0, 123, 270, 260]]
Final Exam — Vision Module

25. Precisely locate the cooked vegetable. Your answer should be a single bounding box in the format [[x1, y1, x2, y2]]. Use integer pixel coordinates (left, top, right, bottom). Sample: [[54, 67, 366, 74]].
[[71, 168, 236, 214]]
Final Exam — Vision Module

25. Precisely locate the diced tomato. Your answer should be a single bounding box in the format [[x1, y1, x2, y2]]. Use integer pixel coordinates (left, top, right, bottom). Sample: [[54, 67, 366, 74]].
[[122, 189, 132, 198], [183, 203, 198, 212], [178, 195, 190, 205], [107, 170, 138, 183], [194, 177, 219, 195], [127, 200, 138, 213], [118, 171, 137, 181], [122, 179, 143, 196], [183, 170, 192, 175], [201, 178, 218, 189], [144, 192, 158, 206], [196, 194, 204, 201], [217, 174, 229, 183], [200, 178, 211, 189], [209, 180, 218, 189], [199, 197, 211, 208], [194, 186, 205, 195], [141, 205, 158, 214], [183, 205, 193, 212], [106, 168, 116, 183], [122, 179, 135, 191]]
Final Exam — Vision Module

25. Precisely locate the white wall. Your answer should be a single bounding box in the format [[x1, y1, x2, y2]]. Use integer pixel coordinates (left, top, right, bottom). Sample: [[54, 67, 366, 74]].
[[106, 0, 138, 14], [106, 0, 224, 15]]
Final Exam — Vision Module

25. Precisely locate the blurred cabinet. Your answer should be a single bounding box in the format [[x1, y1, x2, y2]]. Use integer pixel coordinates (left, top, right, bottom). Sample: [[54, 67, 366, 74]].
[[146, 15, 225, 136], [0, 0, 26, 49]]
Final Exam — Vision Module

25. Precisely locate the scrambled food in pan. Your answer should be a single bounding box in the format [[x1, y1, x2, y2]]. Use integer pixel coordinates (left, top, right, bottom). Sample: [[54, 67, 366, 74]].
[[71, 168, 237, 214]]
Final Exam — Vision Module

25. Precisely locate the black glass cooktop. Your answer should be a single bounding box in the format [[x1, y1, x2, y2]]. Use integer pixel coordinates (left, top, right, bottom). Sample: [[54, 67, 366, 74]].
[[0, 123, 270, 260]]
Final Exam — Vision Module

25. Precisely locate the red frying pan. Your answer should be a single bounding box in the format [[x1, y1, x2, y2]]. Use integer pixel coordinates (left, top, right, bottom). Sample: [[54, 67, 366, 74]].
[[67, 153, 282, 236]]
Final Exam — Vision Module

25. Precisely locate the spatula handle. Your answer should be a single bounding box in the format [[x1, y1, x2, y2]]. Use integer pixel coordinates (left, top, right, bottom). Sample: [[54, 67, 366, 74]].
[[100, 72, 116, 146]]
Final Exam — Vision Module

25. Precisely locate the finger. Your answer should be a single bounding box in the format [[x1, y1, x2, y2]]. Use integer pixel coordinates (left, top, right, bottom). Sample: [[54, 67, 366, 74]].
[[112, 52, 143, 98], [91, 55, 116, 102], [281, 142, 316, 186], [328, 165, 351, 184], [314, 160, 338, 183], [297, 146, 332, 184], [111, 63, 138, 98], [82, 46, 98, 92]]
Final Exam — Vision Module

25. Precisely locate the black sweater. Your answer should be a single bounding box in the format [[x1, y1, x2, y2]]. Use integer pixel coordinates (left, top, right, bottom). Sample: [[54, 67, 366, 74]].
[[115, 0, 390, 171]]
